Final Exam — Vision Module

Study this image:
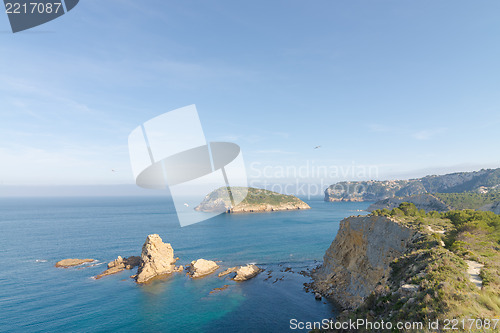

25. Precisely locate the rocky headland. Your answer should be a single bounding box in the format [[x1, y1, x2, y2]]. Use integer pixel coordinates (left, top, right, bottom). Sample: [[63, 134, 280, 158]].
[[195, 187, 310, 213], [324, 168, 500, 202], [312, 203, 500, 327]]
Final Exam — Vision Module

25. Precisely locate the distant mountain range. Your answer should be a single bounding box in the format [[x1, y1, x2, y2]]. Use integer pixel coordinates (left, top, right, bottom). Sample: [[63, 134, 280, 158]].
[[324, 168, 500, 202]]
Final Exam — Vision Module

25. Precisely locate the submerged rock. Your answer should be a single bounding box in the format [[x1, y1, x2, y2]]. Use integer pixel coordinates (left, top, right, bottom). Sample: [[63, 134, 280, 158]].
[[136, 234, 176, 283], [189, 259, 219, 278], [55, 258, 94, 268], [233, 264, 261, 281]]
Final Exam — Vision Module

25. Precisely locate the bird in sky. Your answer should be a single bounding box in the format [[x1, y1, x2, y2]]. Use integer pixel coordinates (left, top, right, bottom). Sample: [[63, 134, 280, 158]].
[[314, 146, 321, 149]]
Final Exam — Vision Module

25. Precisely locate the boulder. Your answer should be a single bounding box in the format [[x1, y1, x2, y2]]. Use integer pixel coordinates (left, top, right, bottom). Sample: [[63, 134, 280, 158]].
[[136, 234, 176, 283], [400, 284, 420, 294], [233, 264, 261, 281], [189, 259, 219, 278], [55, 258, 94, 268]]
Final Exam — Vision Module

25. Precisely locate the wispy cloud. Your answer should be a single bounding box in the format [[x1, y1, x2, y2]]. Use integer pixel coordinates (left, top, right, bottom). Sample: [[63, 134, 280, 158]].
[[412, 128, 447, 140], [253, 149, 297, 155]]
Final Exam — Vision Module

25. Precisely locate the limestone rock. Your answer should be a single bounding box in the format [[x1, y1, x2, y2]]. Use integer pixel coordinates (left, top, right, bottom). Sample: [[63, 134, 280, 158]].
[[233, 264, 261, 281], [312, 215, 416, 309], [480, 201, 500, 214], [218, 267, 238, 277], [367, 194, 450, 213], [189, 259, 219, 278], [136, 234, 176, 284], [94, 256, 141, 279], [55, 258, 94, 268]]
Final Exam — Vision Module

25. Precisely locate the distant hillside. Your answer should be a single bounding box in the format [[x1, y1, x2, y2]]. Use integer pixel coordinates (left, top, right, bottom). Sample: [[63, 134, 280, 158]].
[[325, 168, 500, 202], [434, 192, 500, 211]]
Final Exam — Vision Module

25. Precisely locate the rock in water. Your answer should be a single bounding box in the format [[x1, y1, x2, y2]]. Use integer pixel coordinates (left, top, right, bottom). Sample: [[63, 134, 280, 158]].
[[218, 267, 238, 277], [136, 234, 176, 284], [312, 215, 416, 309], [55, 258, 94, 268], [233, 264, 261, 281], [94, 256, 141, 279], [189, 259, 219, 278]]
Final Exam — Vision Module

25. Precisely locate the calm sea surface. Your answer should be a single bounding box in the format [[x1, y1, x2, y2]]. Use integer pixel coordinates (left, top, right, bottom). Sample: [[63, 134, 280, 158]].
[[0, 196, 371, 332]]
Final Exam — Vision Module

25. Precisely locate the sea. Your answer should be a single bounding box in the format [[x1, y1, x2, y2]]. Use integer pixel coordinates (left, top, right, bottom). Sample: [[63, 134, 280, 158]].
[[0, 196, 371, 332]]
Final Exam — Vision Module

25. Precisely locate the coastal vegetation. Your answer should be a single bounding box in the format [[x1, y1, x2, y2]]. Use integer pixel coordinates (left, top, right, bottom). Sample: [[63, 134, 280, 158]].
[[195, 187, 310, 213], [434, 191, 500, 210]]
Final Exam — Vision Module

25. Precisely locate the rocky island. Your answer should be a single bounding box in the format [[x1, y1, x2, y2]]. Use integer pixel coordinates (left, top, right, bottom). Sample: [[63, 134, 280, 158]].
[[195, 187, 310, 213]]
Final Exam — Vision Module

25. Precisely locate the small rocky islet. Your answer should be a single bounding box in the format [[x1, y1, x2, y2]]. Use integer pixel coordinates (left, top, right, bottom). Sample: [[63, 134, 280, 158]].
[[55, 234, 262, 284]]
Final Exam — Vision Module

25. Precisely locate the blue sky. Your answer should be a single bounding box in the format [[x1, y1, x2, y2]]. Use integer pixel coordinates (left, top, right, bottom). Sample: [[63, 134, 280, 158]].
[[1, 1, 499, 192]]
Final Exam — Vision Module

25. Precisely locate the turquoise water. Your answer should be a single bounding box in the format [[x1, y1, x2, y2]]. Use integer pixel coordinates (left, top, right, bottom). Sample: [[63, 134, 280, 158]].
[[0, 196, 371, 332]]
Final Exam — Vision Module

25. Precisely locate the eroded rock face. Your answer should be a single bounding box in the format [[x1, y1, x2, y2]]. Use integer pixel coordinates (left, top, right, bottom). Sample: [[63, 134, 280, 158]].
[[189, 259, 219, 278], [136, 234, 176, 283], [233, 264, 261, 281], [312, 215, 416, 309], [94, 256, 141, 279], [55, 258, 94, 268]]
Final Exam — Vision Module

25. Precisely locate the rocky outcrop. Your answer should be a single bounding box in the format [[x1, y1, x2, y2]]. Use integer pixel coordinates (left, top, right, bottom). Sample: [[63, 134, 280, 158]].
[[324, 168, 500, 202], [312, 215, 416, 309], [189, 259, 219, 278], [233, 264, 261, 281], [367, 194, 450, 212], [55, 258, 94, 268], [94, 256, 141, 279], [195, 187, 310, 213], [136, 234, 176, 283], [218, 267, 238, 277]]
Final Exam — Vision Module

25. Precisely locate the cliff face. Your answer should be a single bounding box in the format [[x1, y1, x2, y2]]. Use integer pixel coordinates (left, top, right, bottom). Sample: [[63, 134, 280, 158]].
[[136, 234, 176, 283], [324, 168, 500, 202], [313, 215, 416, 309], [367, 194, 450, 212]]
